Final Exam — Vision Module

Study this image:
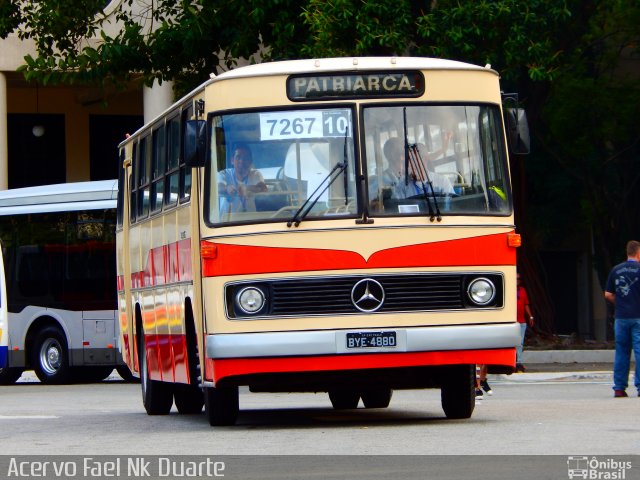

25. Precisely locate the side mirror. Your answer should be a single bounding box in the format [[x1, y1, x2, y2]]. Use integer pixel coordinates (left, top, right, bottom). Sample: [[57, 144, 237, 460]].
[[505, 108, 530, 155], [184, 119, 207, 167]]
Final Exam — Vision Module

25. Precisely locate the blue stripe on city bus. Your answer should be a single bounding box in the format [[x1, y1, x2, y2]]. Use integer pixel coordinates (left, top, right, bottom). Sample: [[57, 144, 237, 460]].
[[0, 346, 8, 368]]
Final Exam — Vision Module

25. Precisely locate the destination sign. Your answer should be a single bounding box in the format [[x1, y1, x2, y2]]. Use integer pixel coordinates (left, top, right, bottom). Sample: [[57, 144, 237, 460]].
[[287, 71, 424, 101]]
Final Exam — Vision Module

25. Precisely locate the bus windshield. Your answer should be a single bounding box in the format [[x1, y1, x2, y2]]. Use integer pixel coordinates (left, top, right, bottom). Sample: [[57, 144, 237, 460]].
[[205, 103, 510, 225], [364, 104, 510, 217], [206, 107, 357, 225]]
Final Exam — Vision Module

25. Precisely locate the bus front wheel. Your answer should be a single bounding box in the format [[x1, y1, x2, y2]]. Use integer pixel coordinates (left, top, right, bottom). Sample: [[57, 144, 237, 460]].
[[328, 390, 360, 409], [204, 386, 239, 426], [174, 384, 204, 414], [440, 364, 475, 419], [31, 326, 71, 384], [140, 334, 173, 415], [361, 388, 393, 408]]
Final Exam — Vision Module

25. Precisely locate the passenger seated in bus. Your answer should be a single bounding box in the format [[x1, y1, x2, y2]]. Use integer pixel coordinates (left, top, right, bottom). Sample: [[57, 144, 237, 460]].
[[217, 143, 268, 213], [369, 137, 454, 206]]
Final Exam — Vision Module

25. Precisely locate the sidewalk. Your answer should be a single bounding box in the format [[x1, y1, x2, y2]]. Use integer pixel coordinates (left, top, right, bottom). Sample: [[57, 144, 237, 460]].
[[522, 349, 615, 373], [497, 349, 619, 383]]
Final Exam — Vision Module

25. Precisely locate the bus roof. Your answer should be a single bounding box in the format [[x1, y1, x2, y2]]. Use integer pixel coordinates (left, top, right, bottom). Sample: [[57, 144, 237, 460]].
[[212, 57, 496, 82], [0, 180, 117, 215], [118, 57, 499, 146]]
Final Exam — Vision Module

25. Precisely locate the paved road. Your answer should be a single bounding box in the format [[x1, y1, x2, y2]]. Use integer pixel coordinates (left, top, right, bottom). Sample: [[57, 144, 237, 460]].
[[1, 369, 636, 457]]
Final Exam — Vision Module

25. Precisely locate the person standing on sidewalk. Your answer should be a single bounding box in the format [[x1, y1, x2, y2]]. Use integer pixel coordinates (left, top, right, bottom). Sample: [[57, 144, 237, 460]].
[[516, 273, 534, 372], [604, 240, 640, 398]]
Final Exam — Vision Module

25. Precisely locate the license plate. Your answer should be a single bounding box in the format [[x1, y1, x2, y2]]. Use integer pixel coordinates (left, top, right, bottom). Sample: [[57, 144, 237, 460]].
[[346, 331, 397, 349]]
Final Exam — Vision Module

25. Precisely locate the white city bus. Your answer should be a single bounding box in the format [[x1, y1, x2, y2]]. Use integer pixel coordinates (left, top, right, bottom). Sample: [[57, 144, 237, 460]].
[[0, 180, 130, 384], [117, 57, 529, 425]]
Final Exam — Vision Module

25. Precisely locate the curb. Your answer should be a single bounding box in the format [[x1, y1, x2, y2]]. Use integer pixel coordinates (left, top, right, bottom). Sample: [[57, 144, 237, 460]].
[[522, 349, 616, 364], [492, 371, 612, 383]]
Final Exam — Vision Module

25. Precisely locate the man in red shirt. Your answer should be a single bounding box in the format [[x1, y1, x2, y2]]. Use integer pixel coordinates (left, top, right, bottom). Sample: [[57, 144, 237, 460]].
[[516, 273, 535, 372]]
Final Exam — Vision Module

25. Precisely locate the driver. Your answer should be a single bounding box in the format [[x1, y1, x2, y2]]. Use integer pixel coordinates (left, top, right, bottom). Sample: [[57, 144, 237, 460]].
[[371, 137, 454, 202], [217, 143, 267, 214]]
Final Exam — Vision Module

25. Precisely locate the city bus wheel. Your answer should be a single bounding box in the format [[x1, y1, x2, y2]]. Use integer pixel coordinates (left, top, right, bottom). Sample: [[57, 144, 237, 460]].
[[175, 307, 203, 414], [328, 390, 360, 409], [0, 367, 23, 385], [361, 388, 393, 409], [31, 326, 72, 384], [174, 384, 204, 414], [440, 364, 475, 419], [139, 334, 173, 415], [204, 386, 239, 426]]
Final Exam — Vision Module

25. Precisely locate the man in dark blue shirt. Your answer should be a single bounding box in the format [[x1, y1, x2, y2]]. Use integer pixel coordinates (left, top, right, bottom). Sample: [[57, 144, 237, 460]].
[[604, 240, 640, 397]]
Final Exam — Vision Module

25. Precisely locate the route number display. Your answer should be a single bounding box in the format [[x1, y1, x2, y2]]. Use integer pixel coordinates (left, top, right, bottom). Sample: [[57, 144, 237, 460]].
[[260, 109, 351, 140]]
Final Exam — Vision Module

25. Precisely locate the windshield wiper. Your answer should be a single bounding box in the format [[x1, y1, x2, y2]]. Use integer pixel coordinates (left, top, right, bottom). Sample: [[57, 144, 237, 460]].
[[342, 129, 349, 204], [407, 143, 442, 222], [287, 161, 348, 227], [403, 108, 441, 222]]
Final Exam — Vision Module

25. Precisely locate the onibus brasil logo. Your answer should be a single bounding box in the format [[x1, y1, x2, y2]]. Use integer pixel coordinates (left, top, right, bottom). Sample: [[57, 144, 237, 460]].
[[567, 456, 633, 479]]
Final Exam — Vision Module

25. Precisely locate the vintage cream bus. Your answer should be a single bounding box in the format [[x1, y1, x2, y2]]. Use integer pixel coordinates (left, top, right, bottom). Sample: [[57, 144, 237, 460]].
[[116, 57, 529, 425]]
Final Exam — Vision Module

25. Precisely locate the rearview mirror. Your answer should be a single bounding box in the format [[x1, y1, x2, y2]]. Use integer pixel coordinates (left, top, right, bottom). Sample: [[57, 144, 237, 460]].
[[505, 108, 530, 155]]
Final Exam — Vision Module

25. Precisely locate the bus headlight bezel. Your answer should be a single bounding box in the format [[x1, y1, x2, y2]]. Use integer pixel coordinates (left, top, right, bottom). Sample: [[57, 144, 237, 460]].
[[235, 286, 266, 315], [466, 277, 496, 306]]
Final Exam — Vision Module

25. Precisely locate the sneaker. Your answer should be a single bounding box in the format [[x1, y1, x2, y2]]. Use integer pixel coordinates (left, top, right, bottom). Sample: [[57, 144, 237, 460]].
[[480, 380, 493, 395], [516, 363, 526, 373], [614, 390, 628, 398], [475, 388, 483, 398]]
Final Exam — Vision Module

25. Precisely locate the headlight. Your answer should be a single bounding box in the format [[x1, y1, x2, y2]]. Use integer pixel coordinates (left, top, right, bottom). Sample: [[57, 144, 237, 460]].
[[236, 287, 266, 314], [467, 278, 496, 306]]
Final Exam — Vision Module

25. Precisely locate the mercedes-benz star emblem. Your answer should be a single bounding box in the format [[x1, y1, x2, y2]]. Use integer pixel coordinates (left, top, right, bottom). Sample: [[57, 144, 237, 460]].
[[351, 278, 385, 312]]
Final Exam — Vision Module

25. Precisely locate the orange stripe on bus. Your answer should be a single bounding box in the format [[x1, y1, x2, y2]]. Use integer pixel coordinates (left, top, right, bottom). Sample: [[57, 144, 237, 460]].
[[202, 232, 515, 277], [205, 348, 516, 383]]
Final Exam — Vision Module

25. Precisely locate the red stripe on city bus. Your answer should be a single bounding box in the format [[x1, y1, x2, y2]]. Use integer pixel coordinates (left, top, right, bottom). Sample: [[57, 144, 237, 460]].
[[142, 333, 190, 384], [206, 348, 515, 383], [128, 232, 514, 286], [202, 232, 515, 277], [127, 238, 192, 289]]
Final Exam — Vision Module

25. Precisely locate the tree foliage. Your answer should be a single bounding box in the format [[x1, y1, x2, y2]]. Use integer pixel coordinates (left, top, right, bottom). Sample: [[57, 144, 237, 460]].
[[2, 0, 639, 334]]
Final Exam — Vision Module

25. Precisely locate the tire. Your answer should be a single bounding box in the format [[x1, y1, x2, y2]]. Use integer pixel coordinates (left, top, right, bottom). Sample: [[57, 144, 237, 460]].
[[175, 307, 203, 414], [116, 365, 139, 383], [440, 364, 476, 419], [31, 326, 72, 384], [140, 333, 173, 415], [204, 386, 239, 426], [0, 367, 23, 385], [174, 384, 204, 414], [361, 388, 393, 409], [328, 390, 360, 409]]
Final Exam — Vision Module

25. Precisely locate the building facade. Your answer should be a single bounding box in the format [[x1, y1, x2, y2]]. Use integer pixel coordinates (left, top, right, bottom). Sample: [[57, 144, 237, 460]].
[[0, 1, 174, 190]]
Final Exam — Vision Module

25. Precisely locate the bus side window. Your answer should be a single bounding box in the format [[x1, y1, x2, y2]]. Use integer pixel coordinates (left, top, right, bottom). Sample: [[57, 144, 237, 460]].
[[137, 136, 151, 219], [179, 105, 194, 203], [129, 142, 138, 222], [165, 116, 181, 207], [117, 148, 125, 227], [151, 124, 166, 213]]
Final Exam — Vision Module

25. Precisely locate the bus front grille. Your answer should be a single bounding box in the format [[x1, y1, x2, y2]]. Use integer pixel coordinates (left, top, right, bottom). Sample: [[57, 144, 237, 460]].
[[225, 272, 503, 318]]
